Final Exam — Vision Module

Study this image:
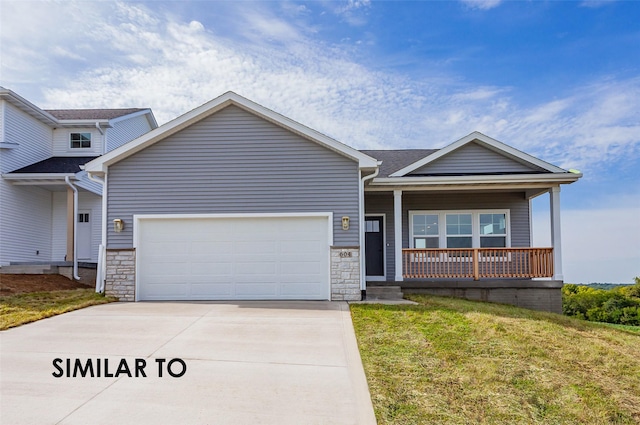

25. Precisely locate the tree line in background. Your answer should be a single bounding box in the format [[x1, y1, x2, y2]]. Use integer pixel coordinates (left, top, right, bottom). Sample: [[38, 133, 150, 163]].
[[563, 277, 640, 325]]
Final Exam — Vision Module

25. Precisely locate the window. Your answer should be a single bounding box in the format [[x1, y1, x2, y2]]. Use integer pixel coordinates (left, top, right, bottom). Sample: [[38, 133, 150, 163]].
[[446, 213, 472, 248], [78, 213, 89, 223], [412, 214, 439, 248], [479, 213, 506, 247], [70, 133, 91, 148], [410, 210, 510, 249]]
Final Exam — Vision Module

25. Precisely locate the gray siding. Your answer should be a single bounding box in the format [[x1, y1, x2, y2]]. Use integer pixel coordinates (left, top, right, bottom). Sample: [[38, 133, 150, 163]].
[[106, 105, 360, 248], [410, 142, 545, 175], [365, 191, 530, 282], [106, 114, 154, 152]]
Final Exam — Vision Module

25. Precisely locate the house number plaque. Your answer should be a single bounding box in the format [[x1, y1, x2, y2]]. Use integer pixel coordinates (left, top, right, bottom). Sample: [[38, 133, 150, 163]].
[[339, 251, 352, 258]]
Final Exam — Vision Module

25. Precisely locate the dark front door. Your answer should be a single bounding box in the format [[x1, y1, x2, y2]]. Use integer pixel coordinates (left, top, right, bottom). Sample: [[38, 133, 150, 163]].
[[365, 216, 384, 277]]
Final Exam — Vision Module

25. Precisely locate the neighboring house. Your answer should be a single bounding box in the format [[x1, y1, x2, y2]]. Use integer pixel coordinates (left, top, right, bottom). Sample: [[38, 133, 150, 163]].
[[0, 87, 157, 278], [84, 92, 581, 312]]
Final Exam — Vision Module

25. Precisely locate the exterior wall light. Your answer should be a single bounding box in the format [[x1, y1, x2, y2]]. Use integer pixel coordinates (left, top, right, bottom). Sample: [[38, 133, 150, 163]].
[[113, 218, 124, 233], [342, 216, 350, 230]]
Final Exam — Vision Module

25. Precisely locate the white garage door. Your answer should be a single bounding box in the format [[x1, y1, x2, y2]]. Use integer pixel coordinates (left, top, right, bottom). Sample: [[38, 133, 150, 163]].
[[136, 215, 330, 301]]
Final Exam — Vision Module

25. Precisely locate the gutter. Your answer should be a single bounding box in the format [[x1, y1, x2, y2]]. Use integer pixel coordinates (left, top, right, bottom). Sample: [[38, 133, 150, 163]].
[[64, 176, 80, 280], [359, 163, 381, 300]]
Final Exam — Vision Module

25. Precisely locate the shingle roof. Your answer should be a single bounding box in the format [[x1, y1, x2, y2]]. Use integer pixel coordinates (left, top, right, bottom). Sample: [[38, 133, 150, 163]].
[[9, 157, 99, 174], [359, 149, 438, 177], [44, 109, 146, 120]]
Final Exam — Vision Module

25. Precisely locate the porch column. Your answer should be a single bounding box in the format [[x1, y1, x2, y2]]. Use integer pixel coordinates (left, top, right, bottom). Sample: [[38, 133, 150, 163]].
[[66, 187, 74, 261], [394, 189, 403, 282], [550, 186, 563, 281]]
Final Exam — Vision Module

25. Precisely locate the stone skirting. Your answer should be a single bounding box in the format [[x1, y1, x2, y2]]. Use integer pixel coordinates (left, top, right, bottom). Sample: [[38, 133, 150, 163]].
[[330, 247, 361, 301], [105, 249, 136, 301]]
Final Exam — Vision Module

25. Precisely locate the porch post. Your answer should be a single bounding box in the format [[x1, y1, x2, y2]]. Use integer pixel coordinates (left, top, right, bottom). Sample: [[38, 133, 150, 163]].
[[550, 186, 563, 281], [394, 189, 403, 282], [66, 187, 74, 261]]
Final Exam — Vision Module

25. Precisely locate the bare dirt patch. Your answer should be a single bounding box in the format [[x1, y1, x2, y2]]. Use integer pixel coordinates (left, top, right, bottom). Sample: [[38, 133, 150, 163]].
[[0, 274, 91, 296]]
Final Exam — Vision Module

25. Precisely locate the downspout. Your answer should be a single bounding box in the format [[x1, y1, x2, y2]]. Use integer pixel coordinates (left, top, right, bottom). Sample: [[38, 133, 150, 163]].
[[87, 172, 106, 293], [64, 176, 80, 280], [359, 163, 381, 300]]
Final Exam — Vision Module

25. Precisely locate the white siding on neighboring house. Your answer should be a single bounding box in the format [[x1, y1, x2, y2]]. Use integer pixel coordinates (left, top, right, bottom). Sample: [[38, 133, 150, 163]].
[[52, 128, 103, 156], [1, 102, 53, 173], [0, 184, 52, 264], [0, 102, 55, 265], [106, 114, 153, 151]]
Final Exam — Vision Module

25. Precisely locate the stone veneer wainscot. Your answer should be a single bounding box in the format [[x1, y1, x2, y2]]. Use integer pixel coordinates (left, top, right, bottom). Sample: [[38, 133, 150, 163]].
[[105, 249, 136, 301], [330, 247, 361, 301]]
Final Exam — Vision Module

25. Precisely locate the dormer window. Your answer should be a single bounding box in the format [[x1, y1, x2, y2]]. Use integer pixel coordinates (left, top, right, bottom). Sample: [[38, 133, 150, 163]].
[[70, 133, 91, 149]]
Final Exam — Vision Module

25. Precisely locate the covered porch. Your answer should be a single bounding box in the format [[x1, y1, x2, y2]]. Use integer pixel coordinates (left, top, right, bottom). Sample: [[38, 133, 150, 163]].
[[363, 185, 566, 283]]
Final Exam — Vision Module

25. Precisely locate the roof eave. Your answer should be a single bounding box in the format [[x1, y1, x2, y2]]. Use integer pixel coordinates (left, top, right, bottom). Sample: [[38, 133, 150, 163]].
[[370, 172, 582, 187], [84, 92, 379, 173]]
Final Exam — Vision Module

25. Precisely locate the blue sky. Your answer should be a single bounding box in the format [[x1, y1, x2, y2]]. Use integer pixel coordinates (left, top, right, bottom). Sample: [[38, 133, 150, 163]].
[[1, 0, 638, 283]]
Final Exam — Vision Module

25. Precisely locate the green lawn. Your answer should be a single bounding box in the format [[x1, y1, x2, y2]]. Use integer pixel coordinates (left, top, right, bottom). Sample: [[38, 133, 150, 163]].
[[0, 289, 116, 330], [351, 295, 640, 425]]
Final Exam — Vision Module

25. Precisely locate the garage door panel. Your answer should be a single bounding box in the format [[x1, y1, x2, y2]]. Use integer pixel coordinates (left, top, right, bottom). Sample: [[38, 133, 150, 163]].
[[190, 262, 233, 275], [189, 241, 233, 255], [137, 216, 330, 300], [235, 283, 278, 296], [142, 282, 189, 298], [190, 283, 233, 297]]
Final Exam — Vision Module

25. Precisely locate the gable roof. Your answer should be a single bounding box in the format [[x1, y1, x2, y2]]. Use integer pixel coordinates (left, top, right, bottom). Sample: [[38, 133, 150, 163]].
[[1, 87, 157, 129], [84, 92, 379, 174], [360, 149, 438, 177], [389, 131, 568, 177], [44, 108, 148, 121]]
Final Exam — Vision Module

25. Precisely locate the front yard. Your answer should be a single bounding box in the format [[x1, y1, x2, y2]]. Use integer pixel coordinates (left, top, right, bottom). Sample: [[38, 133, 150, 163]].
[[0, 275, 115, 330], [351, 295, 640, 425]]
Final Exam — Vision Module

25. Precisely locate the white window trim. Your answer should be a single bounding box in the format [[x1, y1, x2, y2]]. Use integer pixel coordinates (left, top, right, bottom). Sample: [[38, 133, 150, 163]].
[[70, 132, 92, 149], [365, 213, 386, 281], [409, 209, 511, 249]]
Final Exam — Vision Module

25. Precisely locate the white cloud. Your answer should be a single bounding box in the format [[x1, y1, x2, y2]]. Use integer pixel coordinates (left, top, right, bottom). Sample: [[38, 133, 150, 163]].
[[459, 0, 503, 11], [1, 1, 638, 176]]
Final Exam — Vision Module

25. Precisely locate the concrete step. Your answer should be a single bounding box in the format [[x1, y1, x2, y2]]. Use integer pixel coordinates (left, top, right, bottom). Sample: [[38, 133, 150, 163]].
[[0, 265, 58, 274], [366, 286, 404, 300]]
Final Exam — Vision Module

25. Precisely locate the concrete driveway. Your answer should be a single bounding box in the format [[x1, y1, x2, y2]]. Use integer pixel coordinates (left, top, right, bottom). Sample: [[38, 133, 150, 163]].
[[0, 301, 376, 425]]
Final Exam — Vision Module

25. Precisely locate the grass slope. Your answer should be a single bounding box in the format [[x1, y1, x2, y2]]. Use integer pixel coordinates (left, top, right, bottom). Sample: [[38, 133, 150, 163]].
[[351, 295, 640, 425], [0, 289, 116, 330]]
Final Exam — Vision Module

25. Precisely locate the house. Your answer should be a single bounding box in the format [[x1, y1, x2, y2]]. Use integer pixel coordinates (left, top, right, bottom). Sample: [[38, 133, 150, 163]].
[[0, 87, 157, 280], [84, 92, 581, 312]]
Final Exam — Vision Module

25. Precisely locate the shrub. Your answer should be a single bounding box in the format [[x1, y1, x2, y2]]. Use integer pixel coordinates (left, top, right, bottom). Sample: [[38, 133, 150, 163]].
[[563, 277, 640, 325]]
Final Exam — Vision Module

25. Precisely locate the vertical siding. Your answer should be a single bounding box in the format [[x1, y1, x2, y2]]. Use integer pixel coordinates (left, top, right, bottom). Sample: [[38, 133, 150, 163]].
[[107, 105, 360, 248], [106, 114, 153, 152], [365, 191, 530, 281], [52, 128, 102, 156], [410, 142, 545, 175]]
